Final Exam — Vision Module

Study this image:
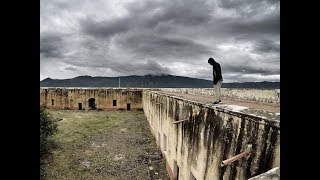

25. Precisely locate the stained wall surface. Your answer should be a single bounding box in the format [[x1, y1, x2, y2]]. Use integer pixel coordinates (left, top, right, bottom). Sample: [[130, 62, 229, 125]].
[[39, 87, 280, 179], [40, 88, 143, 110], [143, 90, 280, 180]]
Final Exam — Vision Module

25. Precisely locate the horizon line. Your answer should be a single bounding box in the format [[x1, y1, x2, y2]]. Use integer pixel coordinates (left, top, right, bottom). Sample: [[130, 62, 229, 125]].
[[40, 74, 280, 83]]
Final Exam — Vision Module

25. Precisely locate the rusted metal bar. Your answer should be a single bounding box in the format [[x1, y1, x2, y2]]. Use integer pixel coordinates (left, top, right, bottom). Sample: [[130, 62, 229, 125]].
[[221, 145, 252, 167], [173, 119, 188, 124]]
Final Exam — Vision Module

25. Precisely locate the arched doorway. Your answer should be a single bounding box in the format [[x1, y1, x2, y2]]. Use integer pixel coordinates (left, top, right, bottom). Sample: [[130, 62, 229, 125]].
[[88, 98, 96, 110]]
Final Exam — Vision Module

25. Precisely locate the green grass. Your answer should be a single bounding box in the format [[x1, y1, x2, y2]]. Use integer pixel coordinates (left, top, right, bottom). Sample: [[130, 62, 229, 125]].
[[42, 110, 168, 180]]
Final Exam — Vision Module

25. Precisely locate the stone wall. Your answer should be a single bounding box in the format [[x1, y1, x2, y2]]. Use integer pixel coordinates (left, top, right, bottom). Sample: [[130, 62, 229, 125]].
[[39, 87, 280, 179], [143, 90, 280, 180], [40, 88, 143, 110]]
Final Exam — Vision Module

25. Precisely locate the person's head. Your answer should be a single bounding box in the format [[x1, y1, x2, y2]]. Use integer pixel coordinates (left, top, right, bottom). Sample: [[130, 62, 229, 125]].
[[208, 57, 215, 65]]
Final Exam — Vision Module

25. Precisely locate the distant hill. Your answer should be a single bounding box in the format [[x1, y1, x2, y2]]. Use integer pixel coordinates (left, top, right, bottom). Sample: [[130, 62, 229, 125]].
[[40, 75, 280, 89]]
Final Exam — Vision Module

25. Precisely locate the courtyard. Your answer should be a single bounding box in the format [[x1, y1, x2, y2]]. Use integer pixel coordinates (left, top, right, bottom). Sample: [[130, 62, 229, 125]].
[[41, 110, 169, 180]]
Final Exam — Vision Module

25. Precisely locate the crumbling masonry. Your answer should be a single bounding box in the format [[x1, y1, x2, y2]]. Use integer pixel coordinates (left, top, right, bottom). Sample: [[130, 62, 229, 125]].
[[40, 87, 280, 180]]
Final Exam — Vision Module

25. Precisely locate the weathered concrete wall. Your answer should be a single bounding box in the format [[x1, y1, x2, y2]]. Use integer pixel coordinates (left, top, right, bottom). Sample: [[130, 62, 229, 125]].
[[143, 90, 280, 180], [158, 88, 280, 104], [40, 88, 143, 110], [39, 87, 280, 179], [248, 167, 279, 180]]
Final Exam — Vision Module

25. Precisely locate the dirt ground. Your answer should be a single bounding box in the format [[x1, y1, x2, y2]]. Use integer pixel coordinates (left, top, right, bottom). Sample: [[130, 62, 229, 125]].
[[159, 91, 280, 113], [42, 110, 169, 180]]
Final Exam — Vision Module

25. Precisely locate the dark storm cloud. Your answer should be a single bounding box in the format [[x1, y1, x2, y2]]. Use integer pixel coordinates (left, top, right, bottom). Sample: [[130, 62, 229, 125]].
[[125, 0, 212, 27], [65, 67, 78, 71], [207, 1, 280, 39], [79, 0, 214, 60], [66, 59, 172, 76], [80, 17, 131, 39], [40, 0, 280, 82], [40, 32, 64, 58], [79, 0, 212, 38], [217, 0, 279, 12], [253, 39, 280, 54], [116, 32, 213, 59], [228, 14, 279, 36], [111, 60, 172, 75]]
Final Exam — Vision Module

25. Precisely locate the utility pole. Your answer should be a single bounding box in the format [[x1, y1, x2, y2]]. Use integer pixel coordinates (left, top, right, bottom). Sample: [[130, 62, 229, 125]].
[[119, 77, 120, 88]]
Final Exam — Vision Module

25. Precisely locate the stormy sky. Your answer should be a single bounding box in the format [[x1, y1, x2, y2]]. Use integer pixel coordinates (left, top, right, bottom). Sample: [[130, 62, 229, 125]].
[[40, 0, 280, 82]]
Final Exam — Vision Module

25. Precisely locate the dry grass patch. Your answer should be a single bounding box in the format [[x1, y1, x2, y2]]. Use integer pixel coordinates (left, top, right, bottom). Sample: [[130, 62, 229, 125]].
[[42, 110, 169, 180]]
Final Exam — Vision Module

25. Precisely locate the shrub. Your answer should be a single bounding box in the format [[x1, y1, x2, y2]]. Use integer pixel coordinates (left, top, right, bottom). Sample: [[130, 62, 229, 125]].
[[40, 105, 57, 179]]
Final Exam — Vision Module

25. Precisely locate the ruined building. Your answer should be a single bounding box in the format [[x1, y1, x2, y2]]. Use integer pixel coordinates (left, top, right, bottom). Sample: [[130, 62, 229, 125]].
[[40, 87, 280, 180]]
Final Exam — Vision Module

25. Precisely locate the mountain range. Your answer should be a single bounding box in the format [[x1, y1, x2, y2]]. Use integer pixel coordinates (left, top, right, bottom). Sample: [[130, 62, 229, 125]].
[[40, 75, 280, 89]]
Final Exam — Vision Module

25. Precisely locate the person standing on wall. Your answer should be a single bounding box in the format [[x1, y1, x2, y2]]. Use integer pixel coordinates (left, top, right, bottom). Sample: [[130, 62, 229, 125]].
[[208, 57, 223, 104]]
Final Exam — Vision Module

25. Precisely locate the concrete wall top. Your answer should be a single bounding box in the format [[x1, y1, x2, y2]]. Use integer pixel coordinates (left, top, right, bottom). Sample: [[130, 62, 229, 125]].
[[157, 88, 280, 104], [147, 90, 280, 129]]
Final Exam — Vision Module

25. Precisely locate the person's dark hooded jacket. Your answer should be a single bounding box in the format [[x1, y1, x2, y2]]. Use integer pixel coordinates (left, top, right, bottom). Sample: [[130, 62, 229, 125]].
[[212, 62, 223, 85]]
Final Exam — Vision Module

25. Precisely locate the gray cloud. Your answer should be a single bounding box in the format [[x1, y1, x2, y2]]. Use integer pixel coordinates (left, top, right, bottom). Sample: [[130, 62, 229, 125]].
[[80, 0, 212, 38], [62, 58, 172, 77], [40, 0, 280, 82], [40, 32, 64, 58], [64, 67, 78, 71], [222, 15, 279, 36], [253, 39, 280, 54], [116, 32, 213, 60], [112, 60, 172, 75], [224, 64, 279, 75], [129, 0, 212, 27], [217, 0, 279, 13], [222, 72, 280, 82], [80, 17, 131, 39]]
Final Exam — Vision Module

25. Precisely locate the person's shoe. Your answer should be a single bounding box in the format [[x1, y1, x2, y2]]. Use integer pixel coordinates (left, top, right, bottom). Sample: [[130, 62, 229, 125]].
[[213, 101, 219, 104]]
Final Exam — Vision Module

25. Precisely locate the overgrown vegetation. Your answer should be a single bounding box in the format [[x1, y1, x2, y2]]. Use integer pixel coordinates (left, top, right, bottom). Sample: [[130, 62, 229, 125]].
[[40, 105, 57, 179], [41, 110, 168, 180]]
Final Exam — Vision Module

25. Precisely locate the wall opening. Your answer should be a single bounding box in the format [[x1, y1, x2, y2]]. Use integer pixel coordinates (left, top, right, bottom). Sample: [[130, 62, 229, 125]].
[[113, 100, 117, 106], [163, 134, 167, 152], [78, 103, 82, 110], [88, 98, 96, 110], [127, 103, 131, 110], [70, 99, 73, 108], [173, 160, 179, 180], [51, 99, 54, 106]]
